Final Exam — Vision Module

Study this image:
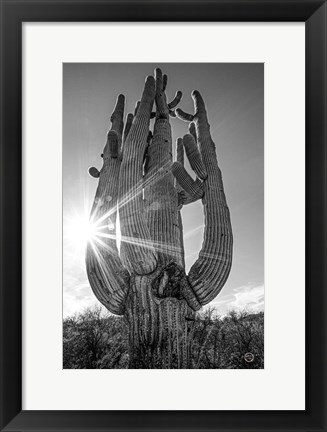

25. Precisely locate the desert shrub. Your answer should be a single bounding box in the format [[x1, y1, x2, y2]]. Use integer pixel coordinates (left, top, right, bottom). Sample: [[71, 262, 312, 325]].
[[192, 309, 264, 369], [63, 306, 264, 369], [63, 306, 128, 369]]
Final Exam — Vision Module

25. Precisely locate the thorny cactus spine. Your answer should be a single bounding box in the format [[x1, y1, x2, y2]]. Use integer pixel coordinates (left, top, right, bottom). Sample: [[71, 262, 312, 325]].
[[86, 68, 233, 368]]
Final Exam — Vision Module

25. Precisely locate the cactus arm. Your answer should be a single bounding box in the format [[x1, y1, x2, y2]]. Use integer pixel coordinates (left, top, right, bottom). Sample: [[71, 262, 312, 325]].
[[172, 161, 204, 200], [175, 91, 233, 306], [134, 101, 140, 116], [188, 121, 197, 143], [86, 95, 130, 315], [144, 69, 183, 265], [143, 69, 200, 311], [174, 137, 185, 268], [177, 137, 184, 165], [175, 108, 194, 122], [122, 113, 134, 147], [118, 76, 158, 275], [182, 134, 207, 180], [178, 189, 203, 206], [173, 137, 205, 206], [88, 166, 100, 178], [107, 130, 119, 158], [149, 73, 182, 119], [154, 68, 170, 118], [162, 73, 168, 91], [110, 93, 125, 136], [168, 91, 182, 110]]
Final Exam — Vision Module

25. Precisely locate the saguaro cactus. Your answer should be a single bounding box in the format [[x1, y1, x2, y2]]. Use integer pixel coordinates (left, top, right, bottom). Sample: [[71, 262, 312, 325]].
[[86, 69, 233, 368]]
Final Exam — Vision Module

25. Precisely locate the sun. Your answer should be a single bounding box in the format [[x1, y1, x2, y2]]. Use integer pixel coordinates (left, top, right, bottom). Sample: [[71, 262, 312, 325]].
[[64, 208, 121, 254], [64, 213, 99, 251]]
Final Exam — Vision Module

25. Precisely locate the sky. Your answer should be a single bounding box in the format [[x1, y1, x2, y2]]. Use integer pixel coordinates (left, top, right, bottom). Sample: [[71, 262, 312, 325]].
[[63, 63, 264, 318]]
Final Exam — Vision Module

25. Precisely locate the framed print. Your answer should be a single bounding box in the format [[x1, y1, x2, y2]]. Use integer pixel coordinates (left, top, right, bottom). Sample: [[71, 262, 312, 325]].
[[0, 0, 326, 431], [25, 24, 302, 411]]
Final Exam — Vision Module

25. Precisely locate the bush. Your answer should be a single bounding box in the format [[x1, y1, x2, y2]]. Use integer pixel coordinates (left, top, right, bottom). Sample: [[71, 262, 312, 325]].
[[192, 308, 264, 369], [63, 306, 128, 369], [63, 306, 264, 369]]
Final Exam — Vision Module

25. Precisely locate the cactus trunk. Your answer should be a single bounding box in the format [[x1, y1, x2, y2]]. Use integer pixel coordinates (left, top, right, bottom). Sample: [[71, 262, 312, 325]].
[[125, 275, 195, 368]]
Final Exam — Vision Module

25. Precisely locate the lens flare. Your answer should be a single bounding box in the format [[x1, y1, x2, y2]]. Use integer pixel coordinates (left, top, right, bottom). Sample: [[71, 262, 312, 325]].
[[64, 213, 99, 251]]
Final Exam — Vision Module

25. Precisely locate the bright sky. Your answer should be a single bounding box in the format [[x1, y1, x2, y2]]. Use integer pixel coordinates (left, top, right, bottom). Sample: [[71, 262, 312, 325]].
[[63, 63, 264, 318]]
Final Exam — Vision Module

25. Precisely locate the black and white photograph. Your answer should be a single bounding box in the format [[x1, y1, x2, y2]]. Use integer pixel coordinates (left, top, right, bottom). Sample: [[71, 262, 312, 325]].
[[63, 63, 264, 369]]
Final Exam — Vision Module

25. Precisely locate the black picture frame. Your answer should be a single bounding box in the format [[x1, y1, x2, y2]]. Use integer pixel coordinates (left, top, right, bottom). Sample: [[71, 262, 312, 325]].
[[0, 0, 326, 431]]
